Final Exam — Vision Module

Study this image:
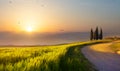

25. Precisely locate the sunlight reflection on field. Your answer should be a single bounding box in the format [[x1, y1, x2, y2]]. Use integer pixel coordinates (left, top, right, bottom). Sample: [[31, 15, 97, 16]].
[[90, 43, 114, 53]]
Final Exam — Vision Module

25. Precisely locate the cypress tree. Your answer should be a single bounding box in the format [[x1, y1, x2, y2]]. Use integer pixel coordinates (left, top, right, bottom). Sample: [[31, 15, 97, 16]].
[[90, 28, 94, 40], [95, 27, 99, 40], [99, 28, 103, 40]]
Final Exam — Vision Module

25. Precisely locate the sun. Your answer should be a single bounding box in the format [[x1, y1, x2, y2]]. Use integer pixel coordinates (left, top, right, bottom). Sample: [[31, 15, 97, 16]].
[[26, 26, 33, 32]]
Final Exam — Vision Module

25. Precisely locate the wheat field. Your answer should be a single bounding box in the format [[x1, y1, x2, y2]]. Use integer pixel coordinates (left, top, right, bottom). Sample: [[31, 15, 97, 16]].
[[0, 40, 110, 71]]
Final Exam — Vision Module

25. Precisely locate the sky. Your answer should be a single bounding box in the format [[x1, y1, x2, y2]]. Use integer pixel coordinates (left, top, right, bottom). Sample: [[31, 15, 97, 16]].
[[0, 0, 120, 45], [0, 0, 120, 33]]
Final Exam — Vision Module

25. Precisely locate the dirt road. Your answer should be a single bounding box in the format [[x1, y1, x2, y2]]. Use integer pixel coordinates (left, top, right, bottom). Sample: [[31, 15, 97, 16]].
[[82, 43, 120, 71]]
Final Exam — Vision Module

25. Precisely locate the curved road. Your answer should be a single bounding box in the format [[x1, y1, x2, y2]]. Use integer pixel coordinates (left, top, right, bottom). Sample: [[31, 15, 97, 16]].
[[82, 43, 120, 71]]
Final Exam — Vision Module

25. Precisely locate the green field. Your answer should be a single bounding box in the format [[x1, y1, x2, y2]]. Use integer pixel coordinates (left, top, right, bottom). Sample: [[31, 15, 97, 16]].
[[0, 40, 111, 71]]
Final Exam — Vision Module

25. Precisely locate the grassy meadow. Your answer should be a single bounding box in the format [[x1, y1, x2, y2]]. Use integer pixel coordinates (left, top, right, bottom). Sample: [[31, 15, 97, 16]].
[[0, 40, 111, 71]]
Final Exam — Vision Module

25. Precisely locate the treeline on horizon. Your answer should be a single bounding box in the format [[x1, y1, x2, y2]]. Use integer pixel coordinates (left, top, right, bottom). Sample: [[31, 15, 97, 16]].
[[90, 27, 103, 40]]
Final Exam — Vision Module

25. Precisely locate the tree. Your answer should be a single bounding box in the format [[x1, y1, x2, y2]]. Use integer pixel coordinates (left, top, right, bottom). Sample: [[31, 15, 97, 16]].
[[90, 28, 94, 40], [95, 27, 99, 40], [99, 28, 103, 40]]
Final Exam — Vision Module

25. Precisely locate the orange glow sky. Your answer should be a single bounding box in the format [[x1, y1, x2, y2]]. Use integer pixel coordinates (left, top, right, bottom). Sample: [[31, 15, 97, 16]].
[[0, 0, 120, 34]]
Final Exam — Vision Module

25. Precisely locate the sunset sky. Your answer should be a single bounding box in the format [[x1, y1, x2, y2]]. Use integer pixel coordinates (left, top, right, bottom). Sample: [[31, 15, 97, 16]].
[[0, 0, 120, 33], [0, 0, 120, 45]]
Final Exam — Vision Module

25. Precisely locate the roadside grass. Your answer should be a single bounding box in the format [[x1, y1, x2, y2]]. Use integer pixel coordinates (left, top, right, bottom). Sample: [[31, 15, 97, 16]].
[[0, 40, 111, 71]]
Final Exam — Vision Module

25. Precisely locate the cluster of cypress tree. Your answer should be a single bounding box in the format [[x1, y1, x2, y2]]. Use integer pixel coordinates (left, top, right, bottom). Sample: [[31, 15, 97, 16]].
[[90, 27, 103, 40]]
